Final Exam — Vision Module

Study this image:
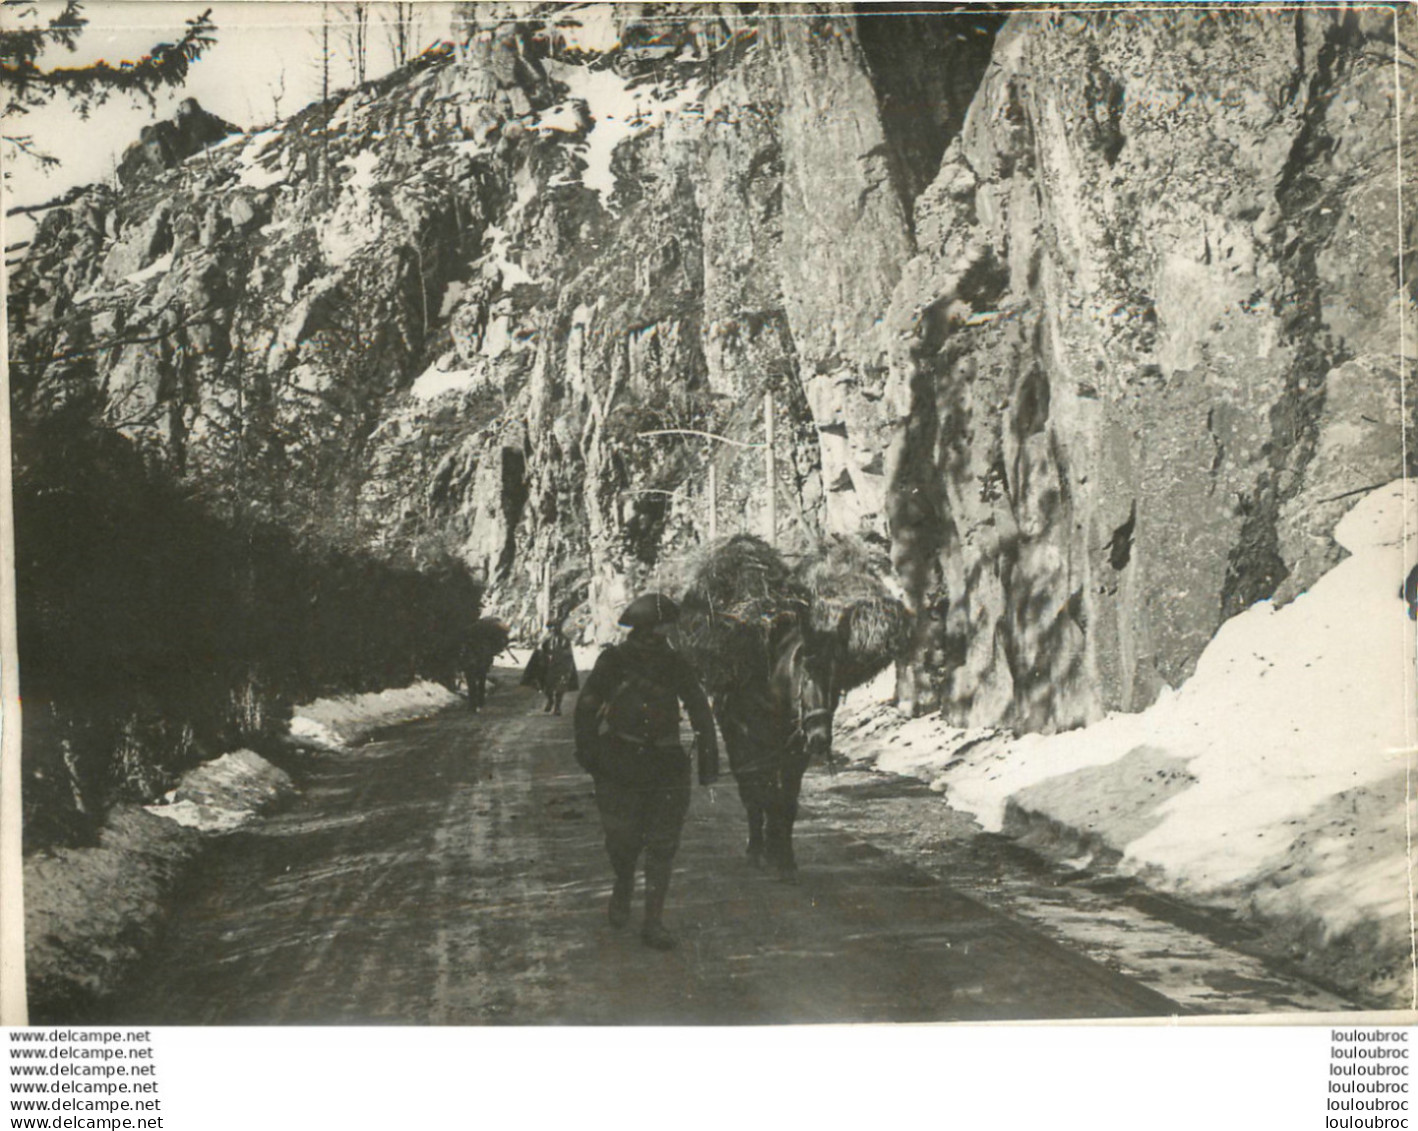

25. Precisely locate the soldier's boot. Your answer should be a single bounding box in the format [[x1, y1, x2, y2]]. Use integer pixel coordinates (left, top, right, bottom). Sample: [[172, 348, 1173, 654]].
[[608, 869, 634, 928], [641, 866, 677, 951]]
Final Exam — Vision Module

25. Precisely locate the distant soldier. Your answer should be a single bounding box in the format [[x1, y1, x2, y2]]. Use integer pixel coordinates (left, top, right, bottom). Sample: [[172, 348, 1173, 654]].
[[535, 621, 579, 715], [573, 593, 719, 950]]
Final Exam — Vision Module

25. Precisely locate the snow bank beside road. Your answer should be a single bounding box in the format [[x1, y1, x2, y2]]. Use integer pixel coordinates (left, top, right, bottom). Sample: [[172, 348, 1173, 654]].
[[26, 675, 474, 1019], [836, 481, 1418, 1006], [25, 807, 200, 1021], [26, 657, 546, 1019], [289, 681, 466, 749], [26, 748, 295, 1020], [144, 749, 295, 833]]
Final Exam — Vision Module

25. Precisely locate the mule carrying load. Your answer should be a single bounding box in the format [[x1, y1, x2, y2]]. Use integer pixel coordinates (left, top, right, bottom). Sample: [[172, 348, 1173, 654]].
[[462, 616, 511, 711], [674, 535, 909, 880]]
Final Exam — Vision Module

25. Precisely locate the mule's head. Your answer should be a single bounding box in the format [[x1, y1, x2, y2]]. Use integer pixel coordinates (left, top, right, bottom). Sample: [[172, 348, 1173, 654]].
[[795, 627, 839, 762]]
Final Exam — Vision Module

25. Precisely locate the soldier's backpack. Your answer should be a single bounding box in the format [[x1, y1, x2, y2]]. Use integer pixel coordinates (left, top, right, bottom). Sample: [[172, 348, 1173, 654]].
[[599, 666, 680, 746]]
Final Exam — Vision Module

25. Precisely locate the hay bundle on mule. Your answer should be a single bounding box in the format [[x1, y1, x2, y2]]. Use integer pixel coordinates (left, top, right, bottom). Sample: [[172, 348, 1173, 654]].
[[834, 596, 911, 690], [673, 533, 908, 695], [792, 536, 910, 692], [674, 535, 806, 694]]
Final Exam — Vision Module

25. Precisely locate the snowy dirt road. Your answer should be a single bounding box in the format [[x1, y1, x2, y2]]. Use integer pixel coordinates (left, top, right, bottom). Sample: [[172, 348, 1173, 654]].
[[100, 673, 1356, 1025]]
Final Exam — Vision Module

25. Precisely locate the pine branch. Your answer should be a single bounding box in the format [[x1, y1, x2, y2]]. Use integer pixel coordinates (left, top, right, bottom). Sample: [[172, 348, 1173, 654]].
[[0, 1, 87, 69], [0, 8, 216, 112], [0, 132, 57, 169]]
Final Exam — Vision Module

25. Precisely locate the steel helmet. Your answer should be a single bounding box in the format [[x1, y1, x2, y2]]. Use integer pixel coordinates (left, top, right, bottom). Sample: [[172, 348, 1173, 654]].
[[618, 592, 680, 629]]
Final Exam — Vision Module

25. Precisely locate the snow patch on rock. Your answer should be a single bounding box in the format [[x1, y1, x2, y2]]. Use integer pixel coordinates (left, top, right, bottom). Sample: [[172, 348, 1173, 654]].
[[482, 223, 537, 288], [544, 61, 705, 209], [319, 151, 394, 267], [123, 251, 173, 286], [237, 128, 287, 189], [411, 355, 482, 400], [438, 280, 465, 318], [447, 137, 492, 161], [545, 4, 621, 55], [340, 148, 381, 189]]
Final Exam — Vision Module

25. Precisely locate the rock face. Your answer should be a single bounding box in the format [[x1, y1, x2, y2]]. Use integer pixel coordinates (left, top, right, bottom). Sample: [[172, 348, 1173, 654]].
[[9, 5, 1414, 734], [115, 98, 240, 188], [885, 8, 1416, 730]]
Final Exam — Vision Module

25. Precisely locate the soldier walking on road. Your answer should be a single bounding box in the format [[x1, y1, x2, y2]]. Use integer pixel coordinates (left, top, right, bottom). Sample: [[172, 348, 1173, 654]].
[[537, 621, 579, 715], [573, 593, 719, 951]]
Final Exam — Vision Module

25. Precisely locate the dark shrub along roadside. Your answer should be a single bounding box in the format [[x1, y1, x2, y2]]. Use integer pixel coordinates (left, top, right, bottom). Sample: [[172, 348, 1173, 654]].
[[12, 408, 482, 852]]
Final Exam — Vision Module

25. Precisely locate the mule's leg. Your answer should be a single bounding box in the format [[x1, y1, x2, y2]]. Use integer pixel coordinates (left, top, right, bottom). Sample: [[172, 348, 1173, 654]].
[[762, 805, 782, 871], [776, 760, 810, 881], [764, 792, 796, 882], [773, 809, 798, 880], [747, 804, 766, 866], [750, 767, 792, 878], [735, 774, 768, 866]]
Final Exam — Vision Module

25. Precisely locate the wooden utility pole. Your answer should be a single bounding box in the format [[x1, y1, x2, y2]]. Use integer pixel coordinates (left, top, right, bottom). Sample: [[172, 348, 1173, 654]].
[[763, 390, 776, 545], [707, 462, 718, 541], [632, 426, 763, 544]]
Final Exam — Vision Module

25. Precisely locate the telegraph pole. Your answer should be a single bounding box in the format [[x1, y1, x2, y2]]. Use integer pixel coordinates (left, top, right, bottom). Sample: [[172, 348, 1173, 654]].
[[633, 424, 766, 545]]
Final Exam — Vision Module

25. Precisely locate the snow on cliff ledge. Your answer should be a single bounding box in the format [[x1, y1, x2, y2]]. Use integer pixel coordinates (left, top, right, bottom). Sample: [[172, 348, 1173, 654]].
[[837, 479, 1417, 965]]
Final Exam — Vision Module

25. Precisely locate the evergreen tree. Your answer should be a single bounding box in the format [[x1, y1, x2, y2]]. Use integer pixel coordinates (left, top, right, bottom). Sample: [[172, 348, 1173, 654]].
[[1, 1, 217, 168]]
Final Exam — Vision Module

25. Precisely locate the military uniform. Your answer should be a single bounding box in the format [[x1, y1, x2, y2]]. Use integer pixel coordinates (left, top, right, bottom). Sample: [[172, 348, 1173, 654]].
[[574, 596, 718, 950], [527, 625, 579, 714]]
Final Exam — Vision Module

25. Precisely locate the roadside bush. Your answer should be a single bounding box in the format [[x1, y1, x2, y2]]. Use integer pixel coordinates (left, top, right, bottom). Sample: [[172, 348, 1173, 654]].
[[12, 408, 482, 852]]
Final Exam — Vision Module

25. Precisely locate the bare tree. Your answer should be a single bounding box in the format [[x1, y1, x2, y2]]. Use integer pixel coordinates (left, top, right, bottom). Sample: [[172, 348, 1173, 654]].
[[322, 6, 331, 101], [306, 4, 332, 104], [336, 2, 371, 86], [268, 64, 286, 122], [304, 4, 334, 199], [381, 2, 424, 68]]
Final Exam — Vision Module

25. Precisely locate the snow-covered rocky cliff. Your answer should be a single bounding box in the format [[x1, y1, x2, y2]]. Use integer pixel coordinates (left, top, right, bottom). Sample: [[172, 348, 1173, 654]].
[[9, 3, 1414, 736]]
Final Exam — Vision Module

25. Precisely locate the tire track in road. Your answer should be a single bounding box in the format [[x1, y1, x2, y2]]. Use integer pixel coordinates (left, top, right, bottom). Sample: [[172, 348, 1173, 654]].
[[272, 752, 432, 1023], [426, 708, 576, 1024]]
